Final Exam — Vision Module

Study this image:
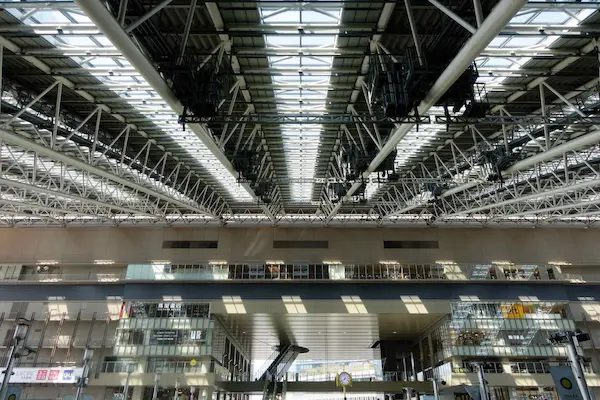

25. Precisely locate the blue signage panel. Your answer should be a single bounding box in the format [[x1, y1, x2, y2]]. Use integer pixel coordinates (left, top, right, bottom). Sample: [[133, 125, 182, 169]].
[[549, 366, 583, 400], [6, 387, 21, 400]]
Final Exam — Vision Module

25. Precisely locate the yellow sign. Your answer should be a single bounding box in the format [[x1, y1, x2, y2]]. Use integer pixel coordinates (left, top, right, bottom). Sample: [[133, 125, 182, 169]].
[[190, 359, 197, 366], [501, 304, 525, 319]]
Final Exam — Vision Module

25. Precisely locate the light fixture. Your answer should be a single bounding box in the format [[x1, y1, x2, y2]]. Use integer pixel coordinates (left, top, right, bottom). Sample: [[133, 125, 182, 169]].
[[266, 260, 285, 265], [549, 261, 571, 266], [94, 260, 115, 265], [379, 260, 398, 265], [151, 260, 171, 265], [209, 261, 228, 265], [323, 260, 342, 265], [491, 260, 513, 265], [36, 260, 59, 265]]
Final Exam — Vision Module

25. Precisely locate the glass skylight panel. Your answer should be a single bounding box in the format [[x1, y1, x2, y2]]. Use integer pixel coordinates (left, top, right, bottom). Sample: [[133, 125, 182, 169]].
[[478, 7, 596, 88], [260, 7, 341, 201], [7, 2, 253, 202]]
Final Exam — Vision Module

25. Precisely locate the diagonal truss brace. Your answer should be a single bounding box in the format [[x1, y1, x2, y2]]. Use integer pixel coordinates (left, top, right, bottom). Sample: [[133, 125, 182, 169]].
[[74, 0, 280, 223], [324, 0, 528, 223]]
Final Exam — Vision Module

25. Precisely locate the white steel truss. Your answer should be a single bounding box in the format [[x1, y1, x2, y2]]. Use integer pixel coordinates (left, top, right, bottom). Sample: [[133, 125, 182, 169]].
[[0, 79, 232, 224], [1, 0, 600, 227]]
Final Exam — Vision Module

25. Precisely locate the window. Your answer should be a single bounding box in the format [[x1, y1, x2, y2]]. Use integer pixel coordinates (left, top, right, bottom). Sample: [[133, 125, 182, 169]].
[[117, 329, 145, 345]]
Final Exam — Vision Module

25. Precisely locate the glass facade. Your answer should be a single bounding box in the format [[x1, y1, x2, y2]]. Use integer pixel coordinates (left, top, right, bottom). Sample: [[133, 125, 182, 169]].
[[429, 301, 573, 360], [113, 301, 214, 357]]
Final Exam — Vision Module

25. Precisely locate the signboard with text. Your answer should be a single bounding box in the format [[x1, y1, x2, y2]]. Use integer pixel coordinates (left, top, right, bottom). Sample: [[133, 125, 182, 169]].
[[7, 367, 83, 384], [150, 329, 179, 344]]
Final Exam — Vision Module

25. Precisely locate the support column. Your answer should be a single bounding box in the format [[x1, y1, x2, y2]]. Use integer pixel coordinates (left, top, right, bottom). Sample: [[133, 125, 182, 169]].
[[427, 334, 435, 375]]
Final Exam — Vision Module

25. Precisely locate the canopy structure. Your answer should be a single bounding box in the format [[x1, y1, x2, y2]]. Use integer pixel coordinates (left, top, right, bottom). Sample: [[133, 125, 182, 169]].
[[0, 0, 599, 227]]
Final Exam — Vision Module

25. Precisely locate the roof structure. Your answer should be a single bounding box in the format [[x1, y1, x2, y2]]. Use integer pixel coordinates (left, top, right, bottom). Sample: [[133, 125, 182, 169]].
[[0, 0, 599, 227]]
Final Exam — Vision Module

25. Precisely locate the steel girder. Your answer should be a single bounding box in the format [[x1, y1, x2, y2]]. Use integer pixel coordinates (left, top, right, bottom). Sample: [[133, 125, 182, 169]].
[[322, 0, 529, 222], [0, 34, 233, 215], [0, 82, 232, 223], [431, 143, 600, 225], [74, 0, 282, 221], [375, 76, 600, 220]]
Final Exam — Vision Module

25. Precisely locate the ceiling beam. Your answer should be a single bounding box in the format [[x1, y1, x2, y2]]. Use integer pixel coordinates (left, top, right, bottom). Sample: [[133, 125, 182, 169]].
[[0, 129, 218, 217], [205, 1, 282, 219], [325, 0, 529, 223], [0, 35, 230, 215], [74, 0, 276, 220]]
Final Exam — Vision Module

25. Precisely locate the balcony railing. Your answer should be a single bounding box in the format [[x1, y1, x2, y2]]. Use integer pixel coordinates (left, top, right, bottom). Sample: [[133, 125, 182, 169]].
[[284, 371, 381, 382], [3, 263, 599, 284], [453, 361, 594, 374], [7, 272, 125, 283]]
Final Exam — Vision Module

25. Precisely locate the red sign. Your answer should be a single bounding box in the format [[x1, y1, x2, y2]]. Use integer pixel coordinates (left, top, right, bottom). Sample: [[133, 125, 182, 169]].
[[36, 370, 48, 381], [48, 370, 60, 381]]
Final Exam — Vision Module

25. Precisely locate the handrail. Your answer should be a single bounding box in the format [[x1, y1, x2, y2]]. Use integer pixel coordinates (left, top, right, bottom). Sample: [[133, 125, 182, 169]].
[[0, 272, 126, 283], [3, 264, 600, 284], [253, 350, 278, 381]]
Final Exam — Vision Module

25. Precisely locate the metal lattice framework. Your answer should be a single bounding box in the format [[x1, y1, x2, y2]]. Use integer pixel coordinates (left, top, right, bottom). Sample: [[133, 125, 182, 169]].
[[0, 0, 599, 227]]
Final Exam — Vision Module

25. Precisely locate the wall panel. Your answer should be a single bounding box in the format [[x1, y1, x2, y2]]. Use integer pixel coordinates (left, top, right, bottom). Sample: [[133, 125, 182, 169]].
[[0, 227, 598, 264]]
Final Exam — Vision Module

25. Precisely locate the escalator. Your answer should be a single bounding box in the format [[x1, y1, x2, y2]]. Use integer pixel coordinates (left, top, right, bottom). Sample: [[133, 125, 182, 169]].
[[259, 344, 309, 381]]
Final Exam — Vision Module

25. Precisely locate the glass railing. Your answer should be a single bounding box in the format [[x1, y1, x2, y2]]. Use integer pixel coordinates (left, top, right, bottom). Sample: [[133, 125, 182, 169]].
[[4, 263, 600, 284], [284, 371, 382, 382], [101, 361, 141, 373], [124, 263, 594, 283], [252, 350, 278, 380], [5, 272, 125, 283], [5, 264, 600, 285], [146, 361, 206, 373], [453, 361, 594, 374]]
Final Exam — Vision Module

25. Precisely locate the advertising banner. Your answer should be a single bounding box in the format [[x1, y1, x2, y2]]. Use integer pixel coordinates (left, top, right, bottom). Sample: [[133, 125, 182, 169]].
[[8, 367, 83, 384], [549, 366, 583, 400]]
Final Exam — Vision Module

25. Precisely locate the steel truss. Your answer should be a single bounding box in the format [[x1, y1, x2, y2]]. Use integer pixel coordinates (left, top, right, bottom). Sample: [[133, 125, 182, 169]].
[[181, 112, 600, 127], [0, 79, 233, 224], [432, 142, 600, 225], [180, 113, 430, 126], [374, 78, 600, 224]]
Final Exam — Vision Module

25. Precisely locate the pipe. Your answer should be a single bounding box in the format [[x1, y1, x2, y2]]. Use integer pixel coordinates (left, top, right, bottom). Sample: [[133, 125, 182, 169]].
[[492, 40, 598, 113], [493, 196, 600, 221], [506, 129, 600, 173], [328, 0, 528, 221]]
